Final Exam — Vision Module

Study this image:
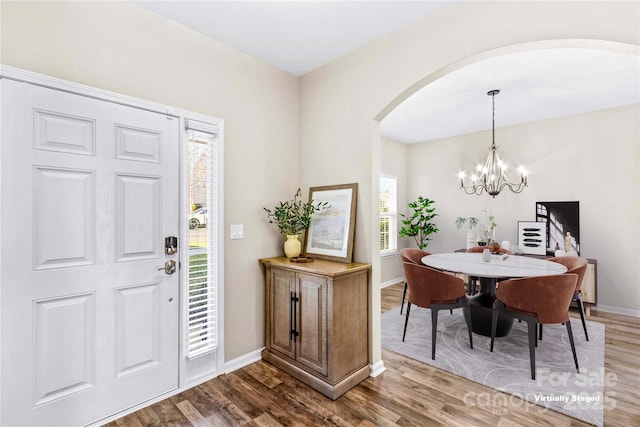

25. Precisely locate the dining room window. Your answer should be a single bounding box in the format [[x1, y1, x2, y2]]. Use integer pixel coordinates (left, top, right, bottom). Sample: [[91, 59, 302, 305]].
[[379, 175, 397, 255]]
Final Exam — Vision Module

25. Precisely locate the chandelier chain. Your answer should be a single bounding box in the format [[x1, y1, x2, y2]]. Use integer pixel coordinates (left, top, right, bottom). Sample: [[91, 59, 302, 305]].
[[488, 89, 499, 149]]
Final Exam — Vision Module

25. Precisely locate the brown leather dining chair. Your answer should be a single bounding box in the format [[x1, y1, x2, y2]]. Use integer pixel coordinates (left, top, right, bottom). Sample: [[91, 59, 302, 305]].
[[402, 262, 473, 360], [490, 273, 580, 380], [547, 256, 590, 341], [399, 248, 431, 314]]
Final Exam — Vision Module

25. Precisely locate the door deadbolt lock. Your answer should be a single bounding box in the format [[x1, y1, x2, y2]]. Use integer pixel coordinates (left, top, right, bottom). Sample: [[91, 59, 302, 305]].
[[165, 236, 178, 255], [158, 260, 177, 275]]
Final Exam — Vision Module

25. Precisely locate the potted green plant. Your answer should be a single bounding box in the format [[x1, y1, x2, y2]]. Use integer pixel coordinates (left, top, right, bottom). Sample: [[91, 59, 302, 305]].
[[264, 188, 329, 258], [455, 216, 479, 249], [399, 196, 439, 250]]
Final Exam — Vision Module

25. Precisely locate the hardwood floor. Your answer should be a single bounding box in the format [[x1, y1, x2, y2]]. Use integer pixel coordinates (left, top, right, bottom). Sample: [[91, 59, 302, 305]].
[[108, 282, 640, 426]]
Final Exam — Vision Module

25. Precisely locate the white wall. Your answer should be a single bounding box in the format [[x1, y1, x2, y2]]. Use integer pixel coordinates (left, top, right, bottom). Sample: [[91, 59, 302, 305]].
[[380, 137, 408, 286], [0, 1, 299, 361], [405, 105, 639, 311], [2, 0, 637, 373], [299, 0, 640, 366]]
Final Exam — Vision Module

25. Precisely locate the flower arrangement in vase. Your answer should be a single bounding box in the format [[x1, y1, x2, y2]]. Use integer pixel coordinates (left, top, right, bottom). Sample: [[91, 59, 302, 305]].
[[263, 189, 329, 258], [483, 208, 497, 243]]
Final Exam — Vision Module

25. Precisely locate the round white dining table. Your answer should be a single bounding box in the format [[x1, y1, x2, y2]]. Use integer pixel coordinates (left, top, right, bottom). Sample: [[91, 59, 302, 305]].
[[421, 252, 567, 337]]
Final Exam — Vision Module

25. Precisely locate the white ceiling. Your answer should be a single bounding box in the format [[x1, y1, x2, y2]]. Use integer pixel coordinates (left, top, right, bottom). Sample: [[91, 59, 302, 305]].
[[382, 48, 640, 143], [134, 1, 639, 143], [134, 1, 453, 76]]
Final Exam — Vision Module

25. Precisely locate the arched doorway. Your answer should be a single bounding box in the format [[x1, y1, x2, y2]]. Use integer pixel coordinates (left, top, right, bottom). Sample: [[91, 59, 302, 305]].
[[370, 38, 639, 374]]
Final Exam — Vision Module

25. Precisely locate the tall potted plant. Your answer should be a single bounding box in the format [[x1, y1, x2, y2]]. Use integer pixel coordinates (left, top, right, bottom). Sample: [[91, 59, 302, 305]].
[[399, 196, 439, 250], [264, 189, 329, 258]]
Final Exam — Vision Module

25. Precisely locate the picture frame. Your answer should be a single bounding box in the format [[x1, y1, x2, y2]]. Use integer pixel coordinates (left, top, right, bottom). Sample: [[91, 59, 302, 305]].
[[303, 183, 357, 263], [517, 221, 547, 255], [535, 201, 580, 255]]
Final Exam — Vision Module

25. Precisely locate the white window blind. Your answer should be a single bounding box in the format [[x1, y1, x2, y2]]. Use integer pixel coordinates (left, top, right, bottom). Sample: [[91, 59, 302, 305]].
[[186, 126, 219, 358], [380, 176, 397, 255]]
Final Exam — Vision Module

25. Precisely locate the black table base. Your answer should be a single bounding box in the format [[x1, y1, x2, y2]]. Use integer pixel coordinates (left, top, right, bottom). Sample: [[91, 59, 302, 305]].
[[464, 277, 514, 337]]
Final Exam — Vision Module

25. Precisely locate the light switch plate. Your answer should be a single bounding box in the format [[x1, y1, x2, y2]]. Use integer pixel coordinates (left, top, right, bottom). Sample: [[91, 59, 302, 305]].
[[230, 224, 244, 240]]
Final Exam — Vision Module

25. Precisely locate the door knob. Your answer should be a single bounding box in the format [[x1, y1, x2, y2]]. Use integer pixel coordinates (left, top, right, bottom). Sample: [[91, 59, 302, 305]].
[[158, 260, 177, 274]]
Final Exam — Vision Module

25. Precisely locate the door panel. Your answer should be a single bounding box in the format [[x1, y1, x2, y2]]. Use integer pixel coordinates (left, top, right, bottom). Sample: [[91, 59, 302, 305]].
[[115, 124, 162, 163], [34, 109, 96, 155], [34, 167, 96, 269], [115, 174, 161, 260], [296, 273, 328, 376], [115, 282, 162, 377], [270, 269, 295, 359], [1, 79, 180, 426], [34, 293, 96, 406]]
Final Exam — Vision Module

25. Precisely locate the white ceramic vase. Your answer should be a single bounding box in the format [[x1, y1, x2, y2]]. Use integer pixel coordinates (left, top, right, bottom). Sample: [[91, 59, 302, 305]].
[[466, 232, 476, 249]]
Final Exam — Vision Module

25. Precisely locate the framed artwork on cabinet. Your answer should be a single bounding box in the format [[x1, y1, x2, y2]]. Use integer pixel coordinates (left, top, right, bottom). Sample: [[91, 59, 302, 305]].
[[304, 183, 357, 263]]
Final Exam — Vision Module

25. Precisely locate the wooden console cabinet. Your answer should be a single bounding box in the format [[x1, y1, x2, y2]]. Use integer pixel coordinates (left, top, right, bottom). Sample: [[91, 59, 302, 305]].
[[259, 257, 371, 400]]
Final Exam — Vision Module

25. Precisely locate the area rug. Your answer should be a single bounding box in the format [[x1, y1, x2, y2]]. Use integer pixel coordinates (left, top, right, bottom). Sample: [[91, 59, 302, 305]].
[[381, 305, 606, 426]]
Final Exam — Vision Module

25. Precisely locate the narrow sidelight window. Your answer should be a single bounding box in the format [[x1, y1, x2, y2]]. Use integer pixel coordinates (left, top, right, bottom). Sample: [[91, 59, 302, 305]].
[[186, 122, 219, 357]]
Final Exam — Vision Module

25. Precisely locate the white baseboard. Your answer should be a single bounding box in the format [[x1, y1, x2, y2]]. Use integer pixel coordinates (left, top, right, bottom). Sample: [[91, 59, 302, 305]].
[[369, 359, 386, 377], [592, 304, 640, 318], [224, 347, 264, 374], [381, 277, 404, 288]]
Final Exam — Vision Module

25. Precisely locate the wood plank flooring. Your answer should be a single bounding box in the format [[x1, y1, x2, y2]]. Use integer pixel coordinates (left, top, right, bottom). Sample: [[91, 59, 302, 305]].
[[108, 282, 640, 426]]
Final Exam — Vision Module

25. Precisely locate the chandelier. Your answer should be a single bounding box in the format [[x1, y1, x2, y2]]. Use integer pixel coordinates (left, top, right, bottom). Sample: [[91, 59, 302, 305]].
[[458, 90, 527, 197]]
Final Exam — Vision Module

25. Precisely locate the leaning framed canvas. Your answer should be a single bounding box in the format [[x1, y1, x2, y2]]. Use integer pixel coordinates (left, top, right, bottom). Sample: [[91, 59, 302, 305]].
[[535, 201, 580, 255], [303, 183, 357, 263], [517, 221, 547, 255]]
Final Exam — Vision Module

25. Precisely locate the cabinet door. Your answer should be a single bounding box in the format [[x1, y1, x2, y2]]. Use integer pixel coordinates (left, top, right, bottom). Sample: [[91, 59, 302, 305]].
[[270, 269, 296, 359], [581, 263, 596, 304], [296, 273, 328, 376]]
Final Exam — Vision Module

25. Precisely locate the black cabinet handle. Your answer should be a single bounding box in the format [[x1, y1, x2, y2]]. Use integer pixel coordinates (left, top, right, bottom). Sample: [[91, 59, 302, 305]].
[[290, 291, 295, 340], [290, 291, 299, 340]]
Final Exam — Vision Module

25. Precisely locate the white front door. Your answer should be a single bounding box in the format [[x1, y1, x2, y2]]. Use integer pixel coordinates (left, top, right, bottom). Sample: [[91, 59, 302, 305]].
[[1, 79, 180, 426]]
